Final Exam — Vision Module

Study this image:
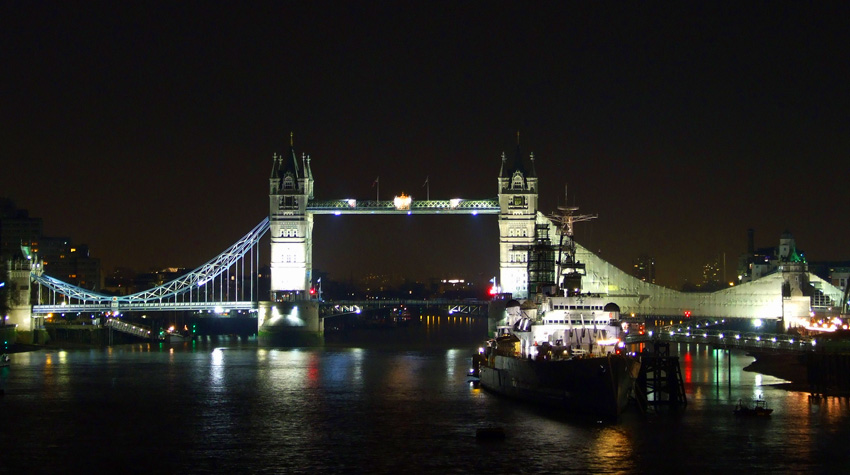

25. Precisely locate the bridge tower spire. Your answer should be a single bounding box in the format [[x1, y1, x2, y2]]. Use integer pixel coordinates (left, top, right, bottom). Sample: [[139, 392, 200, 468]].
[[497, 140, 538, 298]]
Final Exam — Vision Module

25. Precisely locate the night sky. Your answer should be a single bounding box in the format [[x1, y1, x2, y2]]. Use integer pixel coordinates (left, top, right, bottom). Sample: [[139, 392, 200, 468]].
[[2, 2, 848, 288]]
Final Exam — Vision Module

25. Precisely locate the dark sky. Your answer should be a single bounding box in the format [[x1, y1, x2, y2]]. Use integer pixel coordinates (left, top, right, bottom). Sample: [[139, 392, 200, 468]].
[[2, 2, 848, 288]]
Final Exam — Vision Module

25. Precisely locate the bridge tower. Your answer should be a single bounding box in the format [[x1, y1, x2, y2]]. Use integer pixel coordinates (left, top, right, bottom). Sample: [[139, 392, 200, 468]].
[[268, 135, 314, 296], [497, 141, 538, 299], [260, 136, 322, 345], [4, 258, 39, 343]]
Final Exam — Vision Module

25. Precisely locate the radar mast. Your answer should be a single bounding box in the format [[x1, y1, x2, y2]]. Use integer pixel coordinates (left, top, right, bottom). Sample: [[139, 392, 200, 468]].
[[548, 185, 597, 295]]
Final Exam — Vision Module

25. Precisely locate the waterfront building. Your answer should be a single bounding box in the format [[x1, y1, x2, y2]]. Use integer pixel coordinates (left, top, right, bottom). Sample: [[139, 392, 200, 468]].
[[808, 261, 850, 293], [738, 229, 804, 284], [565, 229, 842, 329]]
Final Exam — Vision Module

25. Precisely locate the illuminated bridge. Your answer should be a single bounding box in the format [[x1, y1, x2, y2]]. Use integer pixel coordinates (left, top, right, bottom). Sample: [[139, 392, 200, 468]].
[[625, 319, 818, 353], [8, 139, 845, 345]]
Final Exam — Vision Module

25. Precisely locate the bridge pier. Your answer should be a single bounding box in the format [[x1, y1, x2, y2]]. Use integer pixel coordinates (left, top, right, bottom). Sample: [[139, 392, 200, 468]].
[[257, 300, 323, 346], [4, 260, 45, 345]]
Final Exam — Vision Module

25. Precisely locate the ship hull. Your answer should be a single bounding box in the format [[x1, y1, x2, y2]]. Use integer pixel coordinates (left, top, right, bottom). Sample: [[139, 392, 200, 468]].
[[479, 354, 640, 418]]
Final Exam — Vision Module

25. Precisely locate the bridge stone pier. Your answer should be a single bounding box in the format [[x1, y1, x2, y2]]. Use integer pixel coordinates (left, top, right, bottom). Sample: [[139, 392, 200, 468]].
[[5, 260, 47, 344], [258, 300, 322, 346]]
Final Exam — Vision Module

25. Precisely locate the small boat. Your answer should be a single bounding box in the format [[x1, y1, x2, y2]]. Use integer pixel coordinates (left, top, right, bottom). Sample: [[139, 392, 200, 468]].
[[1, 354, 10, 368], [734, 397, 773, 416], [476, 426, 506, 440]]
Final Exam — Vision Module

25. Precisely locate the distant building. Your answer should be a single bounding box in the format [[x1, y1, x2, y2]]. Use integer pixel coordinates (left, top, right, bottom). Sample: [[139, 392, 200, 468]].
[[0, 202, 42, 260], [632, 254, 655, 284], [738, 229, 805, 284], [436, 278, 478, 298], [0, 199, 102, 291], [103, 267, 137, 295], [702, 258, 722, 287], [808, 261, 850, 293], [134, 268, 189, 291], [38, 237, 102, 291]]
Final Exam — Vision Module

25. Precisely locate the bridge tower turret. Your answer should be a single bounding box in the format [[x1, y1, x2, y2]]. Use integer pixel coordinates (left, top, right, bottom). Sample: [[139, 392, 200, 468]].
[[268, 134, 315, 299], [497, 138, 538, 299]]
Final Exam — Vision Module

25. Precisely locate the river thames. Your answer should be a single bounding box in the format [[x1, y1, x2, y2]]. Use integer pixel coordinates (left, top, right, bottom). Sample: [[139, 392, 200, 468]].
[[2, 315, 850, 474]]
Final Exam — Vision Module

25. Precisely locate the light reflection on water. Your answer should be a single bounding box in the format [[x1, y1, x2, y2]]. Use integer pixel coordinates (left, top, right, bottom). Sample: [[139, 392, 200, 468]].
[[1, 319, 850, 473]]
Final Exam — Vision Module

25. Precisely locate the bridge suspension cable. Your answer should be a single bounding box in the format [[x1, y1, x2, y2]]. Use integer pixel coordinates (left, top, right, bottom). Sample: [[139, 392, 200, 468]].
[[32, 218, 270, 312]]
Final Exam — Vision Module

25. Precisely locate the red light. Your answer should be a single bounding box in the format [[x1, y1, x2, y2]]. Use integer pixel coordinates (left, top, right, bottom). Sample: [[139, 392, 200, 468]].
[[685, 310, 691, 317], [309, 288, 316, 295], [488, 285, 498, 296]]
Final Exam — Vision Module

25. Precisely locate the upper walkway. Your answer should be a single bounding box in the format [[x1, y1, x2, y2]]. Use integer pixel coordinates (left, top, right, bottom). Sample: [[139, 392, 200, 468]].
[[307, 199, 499, 215]]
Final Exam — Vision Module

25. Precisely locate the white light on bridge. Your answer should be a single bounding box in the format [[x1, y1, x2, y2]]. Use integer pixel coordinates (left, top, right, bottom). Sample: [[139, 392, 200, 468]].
[[393, 194, 411, 210], [347, 199, 356, 207], [450, 199, 462, 208], [753, 319, 763, 328]]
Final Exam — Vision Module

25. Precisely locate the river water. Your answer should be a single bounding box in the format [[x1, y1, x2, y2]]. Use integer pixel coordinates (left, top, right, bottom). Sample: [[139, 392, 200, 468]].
[[2, 315, 849, 474]]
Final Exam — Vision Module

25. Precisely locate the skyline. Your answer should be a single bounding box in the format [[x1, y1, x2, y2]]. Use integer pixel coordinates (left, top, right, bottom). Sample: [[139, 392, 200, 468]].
[[2, 3, 848, 287]]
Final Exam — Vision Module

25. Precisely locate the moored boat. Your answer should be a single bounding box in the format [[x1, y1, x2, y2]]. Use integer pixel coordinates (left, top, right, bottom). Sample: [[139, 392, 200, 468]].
[[474, 193, 641, 419], [734, 397, 773, 416]]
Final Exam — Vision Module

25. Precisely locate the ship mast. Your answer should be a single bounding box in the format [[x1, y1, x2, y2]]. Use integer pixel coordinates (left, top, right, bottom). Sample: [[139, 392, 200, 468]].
[[548, 185, 597, 294]]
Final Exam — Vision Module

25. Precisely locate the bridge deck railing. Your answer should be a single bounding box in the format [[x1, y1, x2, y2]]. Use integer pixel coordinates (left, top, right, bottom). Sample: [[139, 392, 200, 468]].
[[627, 329, 816, 352]]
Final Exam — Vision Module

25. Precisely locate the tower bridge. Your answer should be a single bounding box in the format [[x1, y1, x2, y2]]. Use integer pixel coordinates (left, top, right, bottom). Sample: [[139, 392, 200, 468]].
[[5, 137, 846, 345]]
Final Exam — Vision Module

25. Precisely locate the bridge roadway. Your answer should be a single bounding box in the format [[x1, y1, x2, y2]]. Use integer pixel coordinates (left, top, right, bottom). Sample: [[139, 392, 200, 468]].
[[33, 298, 491, 317], [320, 299, 490, 317], [625, 319, 817, 353], [32, 301, 257, 315]]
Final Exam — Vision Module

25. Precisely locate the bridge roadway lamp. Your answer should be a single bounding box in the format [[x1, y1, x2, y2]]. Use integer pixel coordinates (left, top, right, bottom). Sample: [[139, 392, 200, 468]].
[[393, 194, 411, 210]]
